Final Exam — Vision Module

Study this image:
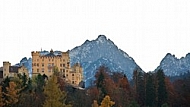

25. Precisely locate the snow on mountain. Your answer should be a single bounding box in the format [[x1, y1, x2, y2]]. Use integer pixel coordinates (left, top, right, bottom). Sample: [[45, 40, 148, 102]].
[[15, 35, 190, 87], [17, 57, 32, 76], [157, 53, 190, 76], [69, 35, 141, 87]]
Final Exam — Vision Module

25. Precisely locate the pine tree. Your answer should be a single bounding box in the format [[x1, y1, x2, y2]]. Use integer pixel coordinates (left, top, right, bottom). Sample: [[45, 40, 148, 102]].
[[95, 66, 110, 103], [0, 86, 5, 107], [156, 69, 167, 107], [4, 82, 19, 107], [145, 72, 156, 107], [127, 100, 140, 107], [100, 95, 115, 107], [136, 71, 145, 106], [1, 76, 10, 93], [32, 74, 46, 106], [19, 73, 28, 89], [43, 75, 71, 107], [132, 70, 138, 101], [35, 74, 46, 93]]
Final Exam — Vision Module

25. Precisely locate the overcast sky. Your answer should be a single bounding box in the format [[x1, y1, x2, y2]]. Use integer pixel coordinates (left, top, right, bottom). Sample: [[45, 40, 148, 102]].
[[1, 0, 190, 72]]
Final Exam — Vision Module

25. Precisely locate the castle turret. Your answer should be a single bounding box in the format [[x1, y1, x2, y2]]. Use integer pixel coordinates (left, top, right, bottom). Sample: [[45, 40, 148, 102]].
[[3, 61, 10, 78]]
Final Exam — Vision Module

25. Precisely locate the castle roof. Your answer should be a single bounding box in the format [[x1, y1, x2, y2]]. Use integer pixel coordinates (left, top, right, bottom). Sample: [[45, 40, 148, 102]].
[[39, 49, 63, 57], [9, 66, 19, 73], [45, 53, 56, 57]]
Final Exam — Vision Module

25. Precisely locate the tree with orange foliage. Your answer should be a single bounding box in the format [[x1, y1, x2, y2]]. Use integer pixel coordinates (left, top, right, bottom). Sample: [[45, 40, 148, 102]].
[[92, 100, 99, 107], [0, 86, 5, 107], [100, 95, 115, 107], [117, 74, 131, 106], [4, 82, 19, 107], [165, 77, 177, 106]]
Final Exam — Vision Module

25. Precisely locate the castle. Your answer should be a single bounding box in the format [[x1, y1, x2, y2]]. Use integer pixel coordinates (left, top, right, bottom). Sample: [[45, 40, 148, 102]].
[[31, 49, 83, 85], [0, 49, 83, 86], [0, 61, 29, 81]]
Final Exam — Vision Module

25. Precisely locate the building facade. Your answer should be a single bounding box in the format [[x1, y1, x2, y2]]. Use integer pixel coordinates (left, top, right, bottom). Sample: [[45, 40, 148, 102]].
[[0, 61, 29, 79], [31, 49, 83, 85]]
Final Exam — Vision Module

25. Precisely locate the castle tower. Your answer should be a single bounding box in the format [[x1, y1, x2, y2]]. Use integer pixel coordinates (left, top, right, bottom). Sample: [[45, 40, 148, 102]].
[[3, 61, 10, 78]]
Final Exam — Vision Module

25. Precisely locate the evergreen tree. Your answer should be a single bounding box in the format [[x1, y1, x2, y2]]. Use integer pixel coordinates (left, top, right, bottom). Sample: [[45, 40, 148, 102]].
[[100, 95, 115, 107], [27, 78, 33, 92], [4, 82, 19, 107], [156, 69, 167, 107], [95, 66, 110, 104], [31, 74, 46, 106], [145, 72, 156, 107], [19, 73, 28, 89], [34, 74, 46, 93], [1, 76, 10, 93], [136, 71, 145, 106], [132, 70, 138, 101], [127, 100, 140, 107], [43, 75, 71, 107]]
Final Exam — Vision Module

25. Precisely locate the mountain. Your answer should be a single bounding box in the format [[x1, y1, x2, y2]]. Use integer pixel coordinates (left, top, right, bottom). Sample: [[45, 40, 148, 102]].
[[156, 53, 190, 76], [69, 35, 141, 87], [15, 57, 32, 76]]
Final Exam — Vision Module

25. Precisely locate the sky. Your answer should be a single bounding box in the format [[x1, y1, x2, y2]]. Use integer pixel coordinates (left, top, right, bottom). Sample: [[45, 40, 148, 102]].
[[1, 0, 190, 72]]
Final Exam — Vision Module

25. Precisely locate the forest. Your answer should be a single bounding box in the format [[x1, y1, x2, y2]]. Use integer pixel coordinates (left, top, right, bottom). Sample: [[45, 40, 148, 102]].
[[0, 66, 190, 107]]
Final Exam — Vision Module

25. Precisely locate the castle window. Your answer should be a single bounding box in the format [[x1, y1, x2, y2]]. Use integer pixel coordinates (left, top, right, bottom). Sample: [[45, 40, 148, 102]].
[[37, 63, 39, 67], [34, 63, 36, 66], [60, 69, 62, 72], [48, 63, 51, 67], [63, 64, 65, 67], [60, 64, 62, 67], [42, 68, 44, 72], [63, 69, 65, 73], [48, 69, 51, 72], [66, 74, 68, 77], [66, 70, 68, 73], [63, 59, 65, 62], [49, 59, 51, 61], [52, 59, 54, 61], [37, 69, 39, 72], [72, 81, 74, 84], [72, 74, 74, 76], [42, 59, 44, 61], [42, 63, 44, 67]]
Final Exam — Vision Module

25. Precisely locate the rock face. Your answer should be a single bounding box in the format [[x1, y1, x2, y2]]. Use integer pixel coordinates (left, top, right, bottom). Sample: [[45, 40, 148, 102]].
[[16, 57, 32, 76], [69, 35, 141, 87], [157, 53, 190, 76]]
